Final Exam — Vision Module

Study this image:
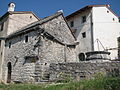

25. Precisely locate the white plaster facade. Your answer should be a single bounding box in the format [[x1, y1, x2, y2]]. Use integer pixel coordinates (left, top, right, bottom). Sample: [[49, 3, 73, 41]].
[[66, 5, 120, 60]]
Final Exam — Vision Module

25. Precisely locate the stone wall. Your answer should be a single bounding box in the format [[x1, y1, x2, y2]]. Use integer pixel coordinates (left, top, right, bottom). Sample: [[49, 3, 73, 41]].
[[2, 30, 75, 83], [1, 14, 76, 83], [49, 61, 120, 82]]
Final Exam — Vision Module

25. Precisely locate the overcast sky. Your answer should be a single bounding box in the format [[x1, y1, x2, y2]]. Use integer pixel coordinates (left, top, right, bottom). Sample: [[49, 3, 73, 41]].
[[0, 0, 119, 18]]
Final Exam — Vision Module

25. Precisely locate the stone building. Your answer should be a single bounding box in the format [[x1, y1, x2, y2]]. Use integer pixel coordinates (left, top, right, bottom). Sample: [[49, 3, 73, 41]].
[[0, 3, 77, 83], [0, 2, 40, 83], [0, 3, 120, 83], [66, 5, 120, 60]]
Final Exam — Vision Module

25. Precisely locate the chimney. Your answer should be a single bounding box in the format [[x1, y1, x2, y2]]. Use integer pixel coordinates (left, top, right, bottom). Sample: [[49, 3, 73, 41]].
[[107, 5, 110, 8], [8, 2, 15, 12]]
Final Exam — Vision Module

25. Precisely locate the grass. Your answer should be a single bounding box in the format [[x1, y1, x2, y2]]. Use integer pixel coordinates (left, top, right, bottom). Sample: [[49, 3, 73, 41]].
[[0, 77, 120, 90]]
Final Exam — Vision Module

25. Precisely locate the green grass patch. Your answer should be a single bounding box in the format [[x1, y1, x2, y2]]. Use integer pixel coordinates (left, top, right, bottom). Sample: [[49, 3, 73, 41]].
[[0, 77, 120, 90]]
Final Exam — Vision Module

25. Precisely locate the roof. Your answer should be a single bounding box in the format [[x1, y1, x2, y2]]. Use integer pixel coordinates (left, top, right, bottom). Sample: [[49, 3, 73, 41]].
[[0, 11, 40, 21], [66, 5, 118, 19], [6, 12, 77, 45]]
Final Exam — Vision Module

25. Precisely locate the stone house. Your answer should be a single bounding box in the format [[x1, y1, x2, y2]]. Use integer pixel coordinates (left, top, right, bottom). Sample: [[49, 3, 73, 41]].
[[0, 3, 77, 83], [0, 2, 120, 83], [0, 2, 40, 83], [66, 5, 120, 60]]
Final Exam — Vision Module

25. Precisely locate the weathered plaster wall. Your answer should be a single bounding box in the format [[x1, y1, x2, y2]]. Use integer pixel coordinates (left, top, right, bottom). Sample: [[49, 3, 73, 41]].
[[92, 7, 120, 59], [67, 9, 93, 61], [7, 13, 39, 36], [49, 61, 120, 82], [0, 16, 9, 37], [67, 6, 120, 60]]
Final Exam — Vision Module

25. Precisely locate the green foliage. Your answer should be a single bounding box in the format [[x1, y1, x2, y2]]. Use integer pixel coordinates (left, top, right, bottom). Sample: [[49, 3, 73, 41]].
[[93, 72, 106, 79], [0, 84, 44, 90], [0, 77, 120, 90], [103, 77, 120, 90], [56, 72, 73, 83]]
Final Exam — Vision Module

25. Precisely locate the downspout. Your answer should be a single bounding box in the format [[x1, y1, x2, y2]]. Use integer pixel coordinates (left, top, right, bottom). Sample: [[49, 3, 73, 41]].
[[90, 8, 94, 51]]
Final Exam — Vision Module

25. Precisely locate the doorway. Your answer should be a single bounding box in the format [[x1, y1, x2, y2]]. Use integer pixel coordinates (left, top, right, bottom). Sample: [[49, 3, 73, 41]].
[[7, 62, 12, 83]]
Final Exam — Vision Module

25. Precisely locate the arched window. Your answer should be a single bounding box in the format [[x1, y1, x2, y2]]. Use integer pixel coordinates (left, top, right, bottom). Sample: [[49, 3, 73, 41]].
[[78, 53, 85, 61]]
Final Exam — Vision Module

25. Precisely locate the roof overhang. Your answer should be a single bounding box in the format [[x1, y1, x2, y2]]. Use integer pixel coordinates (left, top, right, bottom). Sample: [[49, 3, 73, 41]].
[[0, 11, 40, 21], [66, 5, 118, 20]]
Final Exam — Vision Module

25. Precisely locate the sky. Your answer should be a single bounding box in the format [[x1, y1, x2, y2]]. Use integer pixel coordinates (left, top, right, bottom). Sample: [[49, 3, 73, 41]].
[[0, 0, 120, 18]]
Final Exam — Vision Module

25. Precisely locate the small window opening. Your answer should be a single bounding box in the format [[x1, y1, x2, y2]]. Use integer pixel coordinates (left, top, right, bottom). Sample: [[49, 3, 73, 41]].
[[70, 21, 74, 27], [107, 11, 109, 13], [82, 16, 86, 23], [1, 23, 4, 31], [45, 63, 47, 65], [82, 32, 86, 38], [113, 18, 115, 21], [9, 42, 11, 48], [79, 53, 85, 61], [30, 16, 32, 19], [25, 35, 28, 43]]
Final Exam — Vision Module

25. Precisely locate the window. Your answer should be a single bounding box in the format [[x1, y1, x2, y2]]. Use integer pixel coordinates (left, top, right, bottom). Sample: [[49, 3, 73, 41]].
[[107, 11, 109, 13], [30, 16, 32, 19], [82, 32, 86, 38], [79, 53, 85, 61], [25, 35, 28, 43], [9, 42, 11, 48], [82, 16, 86, 23], [113, 18, 115, 21], [0, 23, 4, 31], [70, 21, 74, 27]]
